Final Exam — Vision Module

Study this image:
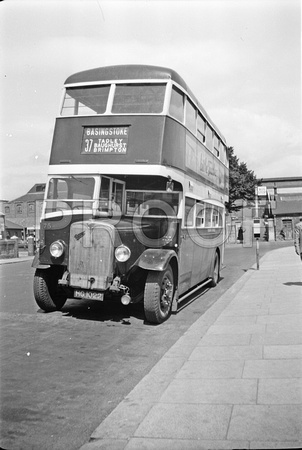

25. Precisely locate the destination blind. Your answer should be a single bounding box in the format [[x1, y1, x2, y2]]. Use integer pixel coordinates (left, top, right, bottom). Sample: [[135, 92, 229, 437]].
[[81, 126, 129, 154]]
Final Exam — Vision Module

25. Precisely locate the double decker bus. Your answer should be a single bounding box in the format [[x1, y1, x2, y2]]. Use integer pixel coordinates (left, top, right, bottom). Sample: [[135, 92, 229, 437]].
[[33, 65, 229, 324]]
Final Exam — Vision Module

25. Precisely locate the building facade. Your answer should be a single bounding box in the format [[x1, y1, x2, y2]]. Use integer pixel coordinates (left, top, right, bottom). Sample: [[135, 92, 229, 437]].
[[0, 184, 45, 241], [229, 176, 302, 244], [258, 177, 302, 240]]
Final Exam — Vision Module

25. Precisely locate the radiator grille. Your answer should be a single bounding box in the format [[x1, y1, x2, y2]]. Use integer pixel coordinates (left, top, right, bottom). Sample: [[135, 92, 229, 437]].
[[69, 221, 114, 290]]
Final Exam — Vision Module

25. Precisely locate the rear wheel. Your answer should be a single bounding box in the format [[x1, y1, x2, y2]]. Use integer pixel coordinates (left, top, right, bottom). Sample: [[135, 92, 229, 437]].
[[144, 265, 174, 324], [33, 267, 67, 311], [209, 251, 220, 287]]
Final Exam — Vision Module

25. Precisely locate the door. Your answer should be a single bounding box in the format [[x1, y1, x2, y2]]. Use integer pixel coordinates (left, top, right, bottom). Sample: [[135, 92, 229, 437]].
[[282, 219, 293, 240]]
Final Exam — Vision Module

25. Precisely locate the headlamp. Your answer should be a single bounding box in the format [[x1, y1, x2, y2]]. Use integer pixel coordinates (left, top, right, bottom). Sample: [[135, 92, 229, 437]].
[[50, 240, 66, 258], [115, 245, 131, 262]]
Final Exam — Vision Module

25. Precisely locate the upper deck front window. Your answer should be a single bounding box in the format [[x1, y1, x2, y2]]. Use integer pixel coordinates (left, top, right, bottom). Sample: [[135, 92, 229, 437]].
[[61, 83, 166, 116], [112, 83, 166, 114], [61, 86, 110, 116]]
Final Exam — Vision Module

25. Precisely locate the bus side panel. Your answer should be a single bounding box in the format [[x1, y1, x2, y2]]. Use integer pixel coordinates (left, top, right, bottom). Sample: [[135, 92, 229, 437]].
[[191, 233, 213, 285], [178, 228, 194, 294], [49, 116, 166, 166], [178, 228, 211, 295], [162, 117, 228, 195]]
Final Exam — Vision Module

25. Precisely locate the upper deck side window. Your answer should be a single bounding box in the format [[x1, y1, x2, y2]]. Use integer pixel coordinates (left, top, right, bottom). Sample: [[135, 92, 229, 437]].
[[205, 124, 214, 152], [112, 83, 166, 114], [197, 113, 206, 143], [168, 85, 226, 163], [213, 133, 220, 157], [169, 86, 184, 123], [185, 98, 196, 134]]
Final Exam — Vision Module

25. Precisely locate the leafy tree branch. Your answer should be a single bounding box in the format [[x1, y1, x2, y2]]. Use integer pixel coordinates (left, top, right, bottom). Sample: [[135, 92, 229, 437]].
[[225, 147, 259, 213]]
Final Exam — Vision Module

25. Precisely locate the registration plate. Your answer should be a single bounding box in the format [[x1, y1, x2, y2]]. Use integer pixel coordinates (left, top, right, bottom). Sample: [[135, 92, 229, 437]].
[[74, 289, 104, 301]]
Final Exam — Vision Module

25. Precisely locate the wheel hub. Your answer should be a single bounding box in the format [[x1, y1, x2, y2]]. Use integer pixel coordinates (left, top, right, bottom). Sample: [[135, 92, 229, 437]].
[[161, 279, 173, 308]]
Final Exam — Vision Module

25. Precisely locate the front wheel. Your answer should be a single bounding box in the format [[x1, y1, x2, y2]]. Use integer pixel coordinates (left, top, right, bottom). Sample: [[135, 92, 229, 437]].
[[209, 251, 220, 287], [144, 265, 174, 324], [33, 267, 67, 311]]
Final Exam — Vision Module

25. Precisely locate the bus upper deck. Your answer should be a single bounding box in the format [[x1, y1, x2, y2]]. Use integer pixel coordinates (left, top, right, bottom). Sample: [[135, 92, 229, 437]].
[[50, 65, 228, 199]]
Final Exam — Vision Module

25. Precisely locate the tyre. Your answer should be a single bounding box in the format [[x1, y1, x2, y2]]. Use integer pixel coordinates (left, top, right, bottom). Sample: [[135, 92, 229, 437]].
[[144, 265, 174, 324], [33, 267, 67, 311], [209, 251, 220, 287]]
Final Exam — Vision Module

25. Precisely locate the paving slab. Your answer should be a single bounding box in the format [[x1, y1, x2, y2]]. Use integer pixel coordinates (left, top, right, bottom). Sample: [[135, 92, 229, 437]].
[[206, 323, 267, 335], [198, 333, 251, 346], [228, 404, 302, 441], [263, 344, 302, 359], [250, 441, 302, 449], [257, 313, 302, 325], [133, 404, 232, 440], [214, 314, 257, 324], [243, 359, 302, 378], [257, 378, 302, 404], [268, 301, 302, 314], [125, 438, 250, 450], [189, 344, 263, 360], [80, 440, 128, 450], [159, 378, 257, 404], [266, 321, 302, 333], [251, 331, 302, 345], [175, 359, 245, 379], [221, 306, 269, 316]]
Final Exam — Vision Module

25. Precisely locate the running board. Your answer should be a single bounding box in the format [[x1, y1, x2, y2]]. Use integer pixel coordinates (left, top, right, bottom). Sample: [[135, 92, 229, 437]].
[[177, 278, 212, 304]]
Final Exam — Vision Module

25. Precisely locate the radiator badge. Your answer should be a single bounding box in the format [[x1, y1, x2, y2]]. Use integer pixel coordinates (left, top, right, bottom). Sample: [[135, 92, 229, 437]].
[[74, 231, 86, 241]]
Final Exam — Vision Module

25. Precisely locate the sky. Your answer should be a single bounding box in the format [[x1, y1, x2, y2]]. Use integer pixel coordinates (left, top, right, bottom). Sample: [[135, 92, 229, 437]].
[[1, 0, 301, 201]]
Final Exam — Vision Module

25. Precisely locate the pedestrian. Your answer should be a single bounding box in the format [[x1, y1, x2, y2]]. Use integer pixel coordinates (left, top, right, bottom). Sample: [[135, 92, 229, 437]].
[[294, 219, 302, 260], [237, 226, 244, 244]]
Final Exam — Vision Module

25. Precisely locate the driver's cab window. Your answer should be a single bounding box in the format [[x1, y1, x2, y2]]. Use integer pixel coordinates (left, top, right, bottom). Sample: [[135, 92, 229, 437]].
[[98, 177, 125, 215], [112, 181, 124, 213], [99, 177, 110, 212]]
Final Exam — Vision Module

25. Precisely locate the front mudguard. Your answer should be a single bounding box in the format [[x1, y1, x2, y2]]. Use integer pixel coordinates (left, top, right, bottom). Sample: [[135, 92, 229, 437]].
[[31, 252, 50, 269], [136, 249, 178, 271]]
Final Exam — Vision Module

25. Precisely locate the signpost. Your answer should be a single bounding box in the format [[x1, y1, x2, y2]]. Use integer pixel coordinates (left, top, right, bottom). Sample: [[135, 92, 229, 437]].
[[253, 219, 261, 270]]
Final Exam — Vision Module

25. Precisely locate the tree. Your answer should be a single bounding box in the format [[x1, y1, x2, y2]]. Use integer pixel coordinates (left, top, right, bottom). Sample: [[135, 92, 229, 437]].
[[225, 147, 258, 213]]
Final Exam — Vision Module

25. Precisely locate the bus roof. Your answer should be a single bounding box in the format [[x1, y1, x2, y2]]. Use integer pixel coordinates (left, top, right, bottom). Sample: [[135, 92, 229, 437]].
[[65, 64, 185, 85], [64, 65, 226, 143]]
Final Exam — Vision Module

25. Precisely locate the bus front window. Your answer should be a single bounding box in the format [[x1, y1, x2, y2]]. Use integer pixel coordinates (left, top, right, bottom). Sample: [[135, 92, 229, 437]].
[[44, 176, 95, 215]]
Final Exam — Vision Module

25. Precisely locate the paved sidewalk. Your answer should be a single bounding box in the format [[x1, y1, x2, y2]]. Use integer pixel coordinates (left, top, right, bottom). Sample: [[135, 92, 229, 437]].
[[80, 246, 302, 450], [0, 252, 34, 265]]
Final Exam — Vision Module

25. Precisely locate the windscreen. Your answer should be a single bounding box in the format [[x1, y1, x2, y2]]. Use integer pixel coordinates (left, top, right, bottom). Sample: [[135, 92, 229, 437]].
[[44, 177, 95, 215]]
